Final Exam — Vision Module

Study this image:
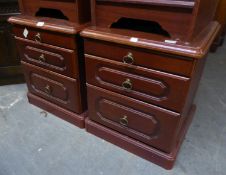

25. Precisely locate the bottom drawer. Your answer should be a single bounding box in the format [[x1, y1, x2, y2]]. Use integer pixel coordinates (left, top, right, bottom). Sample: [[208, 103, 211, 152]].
[[22, 62, 83, 113], [87, 84, 182, 153]]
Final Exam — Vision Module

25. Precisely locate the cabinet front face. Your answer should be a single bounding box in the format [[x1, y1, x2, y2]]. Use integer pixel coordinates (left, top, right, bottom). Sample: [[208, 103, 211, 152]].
[[16, 38, 79, 78], [87, 84, 181, 153], [22, 62, 83, 114], [85, 55, 190, 112]]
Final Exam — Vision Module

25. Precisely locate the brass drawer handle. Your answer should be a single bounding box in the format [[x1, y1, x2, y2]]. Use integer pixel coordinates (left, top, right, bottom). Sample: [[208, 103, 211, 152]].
[[120, 116, 129, 127], [39, 54, 46, 62], [44, 85, 51, 94], [122, 78, 133, 91], [123, 52, 134, 65], [35, 33, 41, 43]]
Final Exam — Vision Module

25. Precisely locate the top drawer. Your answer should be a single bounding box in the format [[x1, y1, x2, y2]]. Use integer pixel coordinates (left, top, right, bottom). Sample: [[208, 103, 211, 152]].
[[13, 25, 76, 49], [84, 39, 194, 77]]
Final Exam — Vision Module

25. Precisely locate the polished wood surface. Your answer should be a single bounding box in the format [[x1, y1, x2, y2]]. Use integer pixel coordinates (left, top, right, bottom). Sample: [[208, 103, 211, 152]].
[[211, 0, 226, 51], [10, 16, 79, 49], [81, 22, 220, 59], [84, 38, 194, 76], [85, 104, 196, 170], [18, 0, 90, 24], [216, 0, 226, 38], [16, 38, 79, 78], [82, 0, 220, 168], [8, 0, 222, 170], [85, 54, 190, 112], [91, 0, 219, 41], [82, 16, 220, 169], [87, 84, 182, 153], [96, 0, 195, 8], [9, 15, 90, 35], [22, 61, 84, 113], [9, 15, 88, 127]]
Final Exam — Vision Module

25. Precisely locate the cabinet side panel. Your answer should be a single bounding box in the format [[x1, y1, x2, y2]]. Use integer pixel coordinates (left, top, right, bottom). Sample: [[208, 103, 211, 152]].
[[190, 0, 219, 39]]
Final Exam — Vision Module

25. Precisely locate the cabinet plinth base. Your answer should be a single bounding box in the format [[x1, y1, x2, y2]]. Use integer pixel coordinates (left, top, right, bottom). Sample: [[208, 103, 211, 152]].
[[85, 105, 196, 170], [28, 93, 87, 128]]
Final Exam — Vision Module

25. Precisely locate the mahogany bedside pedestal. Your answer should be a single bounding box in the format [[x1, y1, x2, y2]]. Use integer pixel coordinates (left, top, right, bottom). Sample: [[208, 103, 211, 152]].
[[81, 23, 220, 169], [8, 0, 91, 128], [81, 0, 220, 169]]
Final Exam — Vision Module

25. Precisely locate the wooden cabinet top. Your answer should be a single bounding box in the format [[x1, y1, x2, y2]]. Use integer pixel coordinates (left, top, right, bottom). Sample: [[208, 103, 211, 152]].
[[8, 15, 90, 34], [81, 21, 220, 59]]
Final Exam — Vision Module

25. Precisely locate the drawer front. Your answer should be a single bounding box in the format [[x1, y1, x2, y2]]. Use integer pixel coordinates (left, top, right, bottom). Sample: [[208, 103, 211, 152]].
[[84, 39, 194, 77], [86, 55, 190, 112], [17, 38, 78, 78], [22, 62, 83, 114], [87, 84, 181, 153], [13, 25, 76, 49]]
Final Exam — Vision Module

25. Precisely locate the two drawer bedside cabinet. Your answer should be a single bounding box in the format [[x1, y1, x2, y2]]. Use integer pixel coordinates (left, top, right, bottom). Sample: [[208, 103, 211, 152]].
[[81, 0, 220, 169], [8, 0, 91, 128]]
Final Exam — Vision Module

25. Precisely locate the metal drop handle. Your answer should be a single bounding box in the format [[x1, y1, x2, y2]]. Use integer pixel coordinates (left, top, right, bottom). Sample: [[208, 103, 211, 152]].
[[120, 115, 129, 126], [123, 52, 134, 65], [122, 78, 133, 90], [35, 33, 41, 43], [44, 85, 51, 94], [39, 54, 45, 62]]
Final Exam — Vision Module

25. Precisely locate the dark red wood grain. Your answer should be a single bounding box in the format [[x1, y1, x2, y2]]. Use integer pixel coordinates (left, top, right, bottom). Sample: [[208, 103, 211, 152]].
[[8, 0, 221, 170], [18, 0, 90, 24], [22, 61, 84, 113], [85, 54, 191, 112], [13, 24, 77, 49], [87, 84, 183, 153], [91, 0, 219, 41], [9, 15, 88, 128], [84, 38, 194, 77], [82, 19, 220, 169], [16, 37, 79, 78]]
